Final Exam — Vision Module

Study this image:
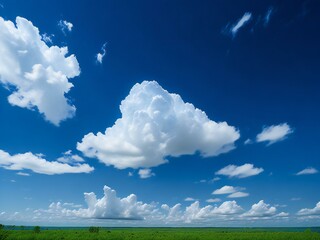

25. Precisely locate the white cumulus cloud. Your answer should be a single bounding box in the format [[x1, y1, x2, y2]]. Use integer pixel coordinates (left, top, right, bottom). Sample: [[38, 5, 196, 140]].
[[256, 123, 293, 145], [215, 163, 264, 178], [0, 149, 93, 175], [77, 81, 240, 170], [0, 16, 80, 125], [72, 185, 157, 220], [242, 200, 277, 217], [296, 167, 318, 175], [297, 202, 320, 216]]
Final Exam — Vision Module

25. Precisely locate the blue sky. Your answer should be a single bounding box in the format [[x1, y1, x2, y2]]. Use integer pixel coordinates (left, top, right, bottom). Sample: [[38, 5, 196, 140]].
[[0, 0, 320, 227]]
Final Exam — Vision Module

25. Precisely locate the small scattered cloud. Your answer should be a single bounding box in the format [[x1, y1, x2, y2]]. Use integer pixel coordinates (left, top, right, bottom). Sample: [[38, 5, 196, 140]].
[[0, 16, 80, 125], [0, 3, 4, 8], [96, 43, 107, 64], [0, 149, 94, 175], [10, 179, 16, 183], [244, 139, 253, 145], [224, 12, 252, 38], [206, 198, 221, 203], [16, 172, 30, 176], [256, 123, 293, 145], [184, 197, 196, 202], [297, 202, 320, 216], [58, 20, 73, 34], [138, 169, 155, 179], [78, 81, 240, 170], [208, 177, 221, 183], [212, 185, 243, 195], [264, 7, 274, 26], [227, 191, 249, 198], [212, 186, 249, 199], [296, 167, 318, 176], [215, 163, 264, 178], [57, 150, 85, 164]]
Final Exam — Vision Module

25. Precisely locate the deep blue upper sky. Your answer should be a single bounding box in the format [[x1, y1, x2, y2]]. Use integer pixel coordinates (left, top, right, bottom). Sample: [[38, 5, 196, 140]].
[[0, 0, 319, 226]]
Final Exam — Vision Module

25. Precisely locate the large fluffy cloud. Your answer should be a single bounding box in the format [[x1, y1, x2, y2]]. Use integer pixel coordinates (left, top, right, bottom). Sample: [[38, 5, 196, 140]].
[[0, 16, 80, 125], [215, 163, 264, 178], [0, 149, 93, 175], [77, 81, 240, 170], [256, 123, 293, 145]]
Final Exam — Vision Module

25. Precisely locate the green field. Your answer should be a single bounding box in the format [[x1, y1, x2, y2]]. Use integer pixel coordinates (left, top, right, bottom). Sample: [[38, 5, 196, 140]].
[[1, 227, 320, 240]]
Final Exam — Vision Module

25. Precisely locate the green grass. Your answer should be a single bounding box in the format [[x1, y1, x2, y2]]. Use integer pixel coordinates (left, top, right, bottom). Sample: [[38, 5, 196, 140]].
[[1, 228, 320, 240]]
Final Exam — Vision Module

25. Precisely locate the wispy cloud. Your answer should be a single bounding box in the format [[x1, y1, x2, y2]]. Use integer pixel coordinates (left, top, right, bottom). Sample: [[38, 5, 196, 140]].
[[227, 192, 249, 198], [215, 163, 263, 178], [212, 185, 243, 195], [224, 12, 252, 38], [206, 198, 221, 203], [41, 33, 54, 44], [184, 197, 197, 202], [296, 167, 318, 176], [264, 7, 274, 26], [16, 172, 30, 176], [256, 123, 293, 145], [58, 20, 73, 34], [0, 149, 94, 175], [96, 43, 107, 64]]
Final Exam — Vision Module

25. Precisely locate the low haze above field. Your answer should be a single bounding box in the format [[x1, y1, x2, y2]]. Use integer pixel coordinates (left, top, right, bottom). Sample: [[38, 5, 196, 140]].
[[0, 0, 319, 227]]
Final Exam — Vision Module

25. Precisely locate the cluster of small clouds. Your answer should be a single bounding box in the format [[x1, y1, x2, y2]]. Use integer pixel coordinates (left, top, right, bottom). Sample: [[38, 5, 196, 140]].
[[0, 149, 93, 175], [0, 16, 80, 125], [224, 7, 274, 38], [4, 185, 310, 225], [58, 20, 73, 34], [77, 81, 240, 171]]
